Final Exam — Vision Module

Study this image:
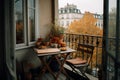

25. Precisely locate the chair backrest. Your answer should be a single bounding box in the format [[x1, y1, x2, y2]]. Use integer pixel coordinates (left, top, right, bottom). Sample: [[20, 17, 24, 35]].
[[77, 44, 94, 64]]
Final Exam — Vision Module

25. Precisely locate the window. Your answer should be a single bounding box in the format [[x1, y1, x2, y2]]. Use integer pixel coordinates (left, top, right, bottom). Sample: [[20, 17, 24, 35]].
[[15, 0, 36, 47], [59, 10, 61, 13], [66, 14, 69, 19], [66, 21, 69, 26], [61, 21, 64, 26], [61, 15, 64, 19]]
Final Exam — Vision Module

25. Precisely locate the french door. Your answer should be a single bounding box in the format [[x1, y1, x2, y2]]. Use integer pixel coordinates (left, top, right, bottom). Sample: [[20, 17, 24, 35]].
[[103, 0, 120, 80]]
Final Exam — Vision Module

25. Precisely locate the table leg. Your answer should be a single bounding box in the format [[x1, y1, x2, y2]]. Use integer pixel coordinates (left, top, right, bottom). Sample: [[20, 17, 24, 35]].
[[39, 56, 56, 80], [38, 53, 71, 80], [54, 53, 70, 79]]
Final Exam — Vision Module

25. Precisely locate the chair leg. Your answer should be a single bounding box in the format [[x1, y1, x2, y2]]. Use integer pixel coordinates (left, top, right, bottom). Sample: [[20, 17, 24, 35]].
[[70, 65, 79, 74], [80, 69, 89, 80], [77, 67, 90, 80], [69, 64, 90, 80]]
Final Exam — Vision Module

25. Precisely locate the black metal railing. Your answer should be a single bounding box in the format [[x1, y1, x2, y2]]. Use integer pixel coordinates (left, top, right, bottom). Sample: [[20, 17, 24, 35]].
[[63, 33, 103, 77]]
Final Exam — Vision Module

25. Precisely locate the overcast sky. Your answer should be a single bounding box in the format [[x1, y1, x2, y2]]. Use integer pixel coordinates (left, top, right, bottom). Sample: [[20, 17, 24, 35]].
[[58, 0, 103, 14]]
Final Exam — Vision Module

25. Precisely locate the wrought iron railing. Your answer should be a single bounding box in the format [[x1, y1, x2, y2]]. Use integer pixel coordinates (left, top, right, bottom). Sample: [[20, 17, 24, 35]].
[[63, 33, 103, 77]]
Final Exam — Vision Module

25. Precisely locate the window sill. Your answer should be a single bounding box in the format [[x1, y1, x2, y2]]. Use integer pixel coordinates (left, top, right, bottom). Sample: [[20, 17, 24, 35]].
[[15, 45, 35, 51]]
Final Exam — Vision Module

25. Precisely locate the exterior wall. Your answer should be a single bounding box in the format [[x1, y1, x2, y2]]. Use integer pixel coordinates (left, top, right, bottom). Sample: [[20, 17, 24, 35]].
[[58, 4, 83, 28], [39, 0, 52, 38], [93, 14, 103, 29], [39, 0, 58, 38], [55, 0, 59, 21], [96, 19, 103, 29]]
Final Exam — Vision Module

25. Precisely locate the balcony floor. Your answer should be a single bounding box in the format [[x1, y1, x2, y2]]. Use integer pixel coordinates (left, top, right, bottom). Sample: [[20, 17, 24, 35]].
[[64, 64, 98, 80], [33, 64, 98, 80]]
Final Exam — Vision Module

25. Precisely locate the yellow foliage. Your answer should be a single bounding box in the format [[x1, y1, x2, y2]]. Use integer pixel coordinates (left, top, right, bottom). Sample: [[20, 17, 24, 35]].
[[67, 12, 103, 36]]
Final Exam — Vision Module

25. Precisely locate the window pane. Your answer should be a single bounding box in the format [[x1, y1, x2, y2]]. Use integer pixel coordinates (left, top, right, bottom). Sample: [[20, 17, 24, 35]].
[[107, 57, 115, 80], [108, 0, 116, 38], [15, 0, 25, 44], [28, 0, 35, 42], [29, 9, 35, 42], [108, 38, 116, 57], [107, 0, 117, 56], [28, 0, 35, 8]]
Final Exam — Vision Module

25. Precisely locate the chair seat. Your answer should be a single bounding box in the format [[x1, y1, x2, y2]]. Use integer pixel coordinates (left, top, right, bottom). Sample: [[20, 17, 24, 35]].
[[66, 58, 87, 65]]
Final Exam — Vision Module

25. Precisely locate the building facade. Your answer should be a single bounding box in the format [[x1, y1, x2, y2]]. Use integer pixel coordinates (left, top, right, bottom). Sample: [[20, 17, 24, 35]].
[[93, 13, 103, 29], [58, 3, 103, 29], [58, 3, 83, 28]]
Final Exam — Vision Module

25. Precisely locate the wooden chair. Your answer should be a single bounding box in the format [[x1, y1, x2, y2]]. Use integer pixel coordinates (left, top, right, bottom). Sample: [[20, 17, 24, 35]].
[[66, 43, 94, 80]]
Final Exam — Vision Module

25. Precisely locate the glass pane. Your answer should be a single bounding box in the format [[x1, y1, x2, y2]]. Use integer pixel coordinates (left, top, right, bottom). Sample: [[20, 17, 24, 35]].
[[28, 0, 35, 8], [29, 9, 35, 42], [108, 0, 116, 37], [108, 38, 116, 56], [107, 0, 117, 56], [107, 57, 115, 80], [15, 0, 25, 44]]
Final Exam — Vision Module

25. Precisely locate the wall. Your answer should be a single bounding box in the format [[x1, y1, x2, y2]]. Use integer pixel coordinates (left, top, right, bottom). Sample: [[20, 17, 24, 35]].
[[55, 0, 59, 22], [39, 0, 52, 38], [39, 0, 58, 38]]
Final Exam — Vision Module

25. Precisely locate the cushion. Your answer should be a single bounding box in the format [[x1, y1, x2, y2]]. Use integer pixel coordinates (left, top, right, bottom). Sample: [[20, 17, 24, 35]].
[[66, 58, 87, 65]]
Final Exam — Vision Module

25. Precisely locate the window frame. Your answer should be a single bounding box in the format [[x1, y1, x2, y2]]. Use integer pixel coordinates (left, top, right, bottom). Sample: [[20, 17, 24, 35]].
[[28, 0, 36, 44], [15, 0, 39, 49]]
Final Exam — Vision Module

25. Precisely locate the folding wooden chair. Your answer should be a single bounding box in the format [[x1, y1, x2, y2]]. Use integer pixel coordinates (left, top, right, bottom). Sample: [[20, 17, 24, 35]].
[[66, 43, 94, 80]]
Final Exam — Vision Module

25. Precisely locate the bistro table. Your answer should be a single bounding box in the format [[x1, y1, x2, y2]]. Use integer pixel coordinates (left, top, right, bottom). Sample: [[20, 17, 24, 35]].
[[34, 47, 76, 80]]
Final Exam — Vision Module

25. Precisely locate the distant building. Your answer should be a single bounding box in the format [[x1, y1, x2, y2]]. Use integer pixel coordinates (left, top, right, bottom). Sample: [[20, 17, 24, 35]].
[[58, 3, 103, 29], [93, 13, 103, 29], [58, 3, 83, 28]]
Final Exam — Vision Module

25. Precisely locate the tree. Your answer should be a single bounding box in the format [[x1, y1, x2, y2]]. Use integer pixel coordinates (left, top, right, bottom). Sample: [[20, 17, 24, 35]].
[[67, 12, 103, 35]]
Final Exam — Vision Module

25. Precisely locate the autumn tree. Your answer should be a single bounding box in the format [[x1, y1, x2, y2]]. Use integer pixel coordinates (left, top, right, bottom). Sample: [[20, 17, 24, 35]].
[[67, 12, 103, 35]]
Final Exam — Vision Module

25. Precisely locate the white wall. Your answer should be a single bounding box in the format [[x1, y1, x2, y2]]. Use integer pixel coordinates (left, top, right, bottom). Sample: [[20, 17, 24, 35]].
[[39, 0, 52, 38]]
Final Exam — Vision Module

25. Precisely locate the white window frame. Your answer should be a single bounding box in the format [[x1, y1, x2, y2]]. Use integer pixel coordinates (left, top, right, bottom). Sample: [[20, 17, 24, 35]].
[[15, 0, 39, 49]]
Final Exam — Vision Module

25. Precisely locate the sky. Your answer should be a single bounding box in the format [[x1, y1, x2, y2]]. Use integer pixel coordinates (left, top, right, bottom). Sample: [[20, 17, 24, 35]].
[[58, 0, 103, 14]]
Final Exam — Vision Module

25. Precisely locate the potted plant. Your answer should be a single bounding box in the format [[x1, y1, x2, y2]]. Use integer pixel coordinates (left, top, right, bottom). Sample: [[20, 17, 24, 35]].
[[47, 23, 66, 47], [49, 23, 65, 38]]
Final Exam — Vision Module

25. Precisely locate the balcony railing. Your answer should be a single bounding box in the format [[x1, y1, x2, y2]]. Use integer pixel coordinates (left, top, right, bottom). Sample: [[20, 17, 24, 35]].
[[63, 33, 103, 77]]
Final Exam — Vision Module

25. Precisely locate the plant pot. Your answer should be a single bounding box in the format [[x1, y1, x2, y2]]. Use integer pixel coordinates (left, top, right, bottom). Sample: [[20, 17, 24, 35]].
[[59, 34, 64, 39]]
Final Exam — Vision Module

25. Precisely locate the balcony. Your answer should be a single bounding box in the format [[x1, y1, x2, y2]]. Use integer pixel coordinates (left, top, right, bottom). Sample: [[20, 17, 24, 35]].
[[21, 33, 102, 80], [14, 1, 103, 79]]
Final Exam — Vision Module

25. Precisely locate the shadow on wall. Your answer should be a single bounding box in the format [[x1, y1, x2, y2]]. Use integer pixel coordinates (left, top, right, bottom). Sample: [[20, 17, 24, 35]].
[[16, 48, 42, 80]]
